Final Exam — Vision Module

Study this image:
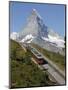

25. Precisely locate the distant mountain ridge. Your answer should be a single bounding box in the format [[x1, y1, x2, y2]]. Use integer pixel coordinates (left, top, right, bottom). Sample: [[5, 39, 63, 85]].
[[10, 9, 65, 55]]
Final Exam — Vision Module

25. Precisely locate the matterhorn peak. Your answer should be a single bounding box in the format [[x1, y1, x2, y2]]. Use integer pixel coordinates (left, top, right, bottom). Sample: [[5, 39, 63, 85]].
[[32, 8, 37, 12], [10, 9, 65, 55], [31, 8, 42, 19], [32, 8, 38, 14]]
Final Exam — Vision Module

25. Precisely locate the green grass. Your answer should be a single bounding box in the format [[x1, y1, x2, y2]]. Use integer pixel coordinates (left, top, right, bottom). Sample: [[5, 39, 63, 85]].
[[31, 43, 65, 71], [10, 40, 54, 88]]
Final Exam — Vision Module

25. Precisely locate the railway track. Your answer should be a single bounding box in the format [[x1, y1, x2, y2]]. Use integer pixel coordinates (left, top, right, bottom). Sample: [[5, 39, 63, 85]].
[[20, 43, 65, 85]]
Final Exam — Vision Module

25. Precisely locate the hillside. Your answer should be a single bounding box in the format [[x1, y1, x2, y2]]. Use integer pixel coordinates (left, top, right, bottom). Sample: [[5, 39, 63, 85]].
[[10, 39, 54, 88]]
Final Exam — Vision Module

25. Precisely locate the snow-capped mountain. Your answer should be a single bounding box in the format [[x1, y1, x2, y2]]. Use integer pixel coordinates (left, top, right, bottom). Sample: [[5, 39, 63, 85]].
[[10, 32, 19, 40], [10, 9, 65, 55]]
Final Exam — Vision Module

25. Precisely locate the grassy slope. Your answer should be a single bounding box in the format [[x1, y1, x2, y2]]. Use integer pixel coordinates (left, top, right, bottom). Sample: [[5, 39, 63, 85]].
[[10, 40, 54, 88], [31, 43, 65, 71]]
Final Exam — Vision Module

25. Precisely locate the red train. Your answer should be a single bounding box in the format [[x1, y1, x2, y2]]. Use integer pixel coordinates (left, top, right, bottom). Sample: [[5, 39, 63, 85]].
[[30, 46, 48, 65]]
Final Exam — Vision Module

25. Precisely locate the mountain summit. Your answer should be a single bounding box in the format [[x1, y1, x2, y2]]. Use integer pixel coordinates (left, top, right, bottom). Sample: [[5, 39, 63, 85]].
[[10, 9, 65, 55], [19, 8, 42, 37]]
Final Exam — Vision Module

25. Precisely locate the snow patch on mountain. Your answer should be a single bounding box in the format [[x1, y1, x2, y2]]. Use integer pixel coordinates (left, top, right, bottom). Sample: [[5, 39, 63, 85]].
[[20, 34, 34, 43], [42, 35, 65, 48]]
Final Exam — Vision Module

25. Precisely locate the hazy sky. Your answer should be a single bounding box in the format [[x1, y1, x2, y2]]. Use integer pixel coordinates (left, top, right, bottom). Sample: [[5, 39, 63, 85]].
[[9, 1, 66, 37]]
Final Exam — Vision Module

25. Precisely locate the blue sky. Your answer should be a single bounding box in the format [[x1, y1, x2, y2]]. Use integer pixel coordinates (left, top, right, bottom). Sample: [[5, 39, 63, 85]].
[[10, 1, 65, 37]]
